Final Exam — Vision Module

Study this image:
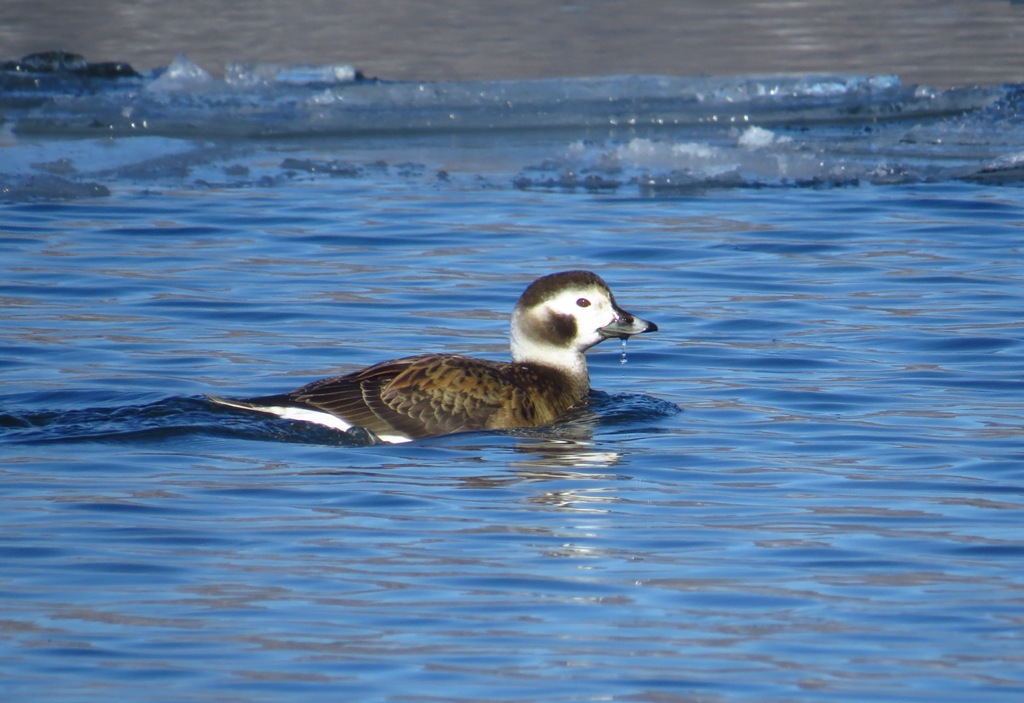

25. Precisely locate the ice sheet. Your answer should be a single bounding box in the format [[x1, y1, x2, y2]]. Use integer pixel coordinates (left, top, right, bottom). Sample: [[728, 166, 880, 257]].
[[2, 53, 1022, 199]]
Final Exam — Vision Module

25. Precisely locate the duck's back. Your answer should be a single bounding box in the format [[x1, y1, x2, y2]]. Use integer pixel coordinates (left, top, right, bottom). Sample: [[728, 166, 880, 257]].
[[247, 353, 587, 440]]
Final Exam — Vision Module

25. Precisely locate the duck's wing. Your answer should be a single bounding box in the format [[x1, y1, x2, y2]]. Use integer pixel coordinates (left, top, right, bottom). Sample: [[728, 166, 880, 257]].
[[288, 354, 517, 440]]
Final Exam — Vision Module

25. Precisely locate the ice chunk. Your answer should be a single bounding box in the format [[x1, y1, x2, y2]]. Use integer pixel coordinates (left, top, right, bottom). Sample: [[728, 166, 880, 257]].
[[614, 138, 724, 173], [15, 50, 88, 73], [738, 126, 777, 149], [149, 54, 212, 91], [225, 62, 359, 87], [0, 174, 109, 201]]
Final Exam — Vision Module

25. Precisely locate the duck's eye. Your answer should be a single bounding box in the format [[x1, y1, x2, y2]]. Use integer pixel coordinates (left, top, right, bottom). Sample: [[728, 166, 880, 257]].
[[576, 298, 591, 308]]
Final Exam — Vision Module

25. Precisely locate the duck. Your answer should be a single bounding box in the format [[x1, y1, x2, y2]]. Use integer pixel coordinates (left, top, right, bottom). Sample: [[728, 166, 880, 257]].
[[208, 270, 657, 443]]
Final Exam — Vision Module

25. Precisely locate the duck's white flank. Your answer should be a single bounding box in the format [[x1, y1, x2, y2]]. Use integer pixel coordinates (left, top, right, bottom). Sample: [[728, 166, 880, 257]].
[[211, 397, 414, 443]]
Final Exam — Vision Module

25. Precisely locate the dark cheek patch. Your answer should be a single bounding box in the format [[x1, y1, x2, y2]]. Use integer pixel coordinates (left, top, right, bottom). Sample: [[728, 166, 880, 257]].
[[548, 312, 578, 345]]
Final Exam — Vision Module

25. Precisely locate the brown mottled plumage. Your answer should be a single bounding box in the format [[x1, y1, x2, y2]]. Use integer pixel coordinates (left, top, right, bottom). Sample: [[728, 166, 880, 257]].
[[229, 354, 586, 441], [209, 271, 657, 443]]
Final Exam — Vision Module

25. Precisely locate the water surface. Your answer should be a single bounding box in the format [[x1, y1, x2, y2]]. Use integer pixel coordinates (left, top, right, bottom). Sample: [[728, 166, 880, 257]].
[[2, 173, 1023, 702]]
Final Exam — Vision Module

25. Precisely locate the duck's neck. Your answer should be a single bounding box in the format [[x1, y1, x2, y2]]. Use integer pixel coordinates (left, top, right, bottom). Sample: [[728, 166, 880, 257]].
[[512, 340, 590, 397]]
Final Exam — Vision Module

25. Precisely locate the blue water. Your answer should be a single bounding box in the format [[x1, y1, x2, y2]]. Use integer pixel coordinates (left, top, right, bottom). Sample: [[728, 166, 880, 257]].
[[2, 63, 1024, 702]]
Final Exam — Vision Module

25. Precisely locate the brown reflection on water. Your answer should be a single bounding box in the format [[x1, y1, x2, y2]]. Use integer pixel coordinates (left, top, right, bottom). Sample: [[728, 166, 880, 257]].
[[2, 0, 1024, 87]]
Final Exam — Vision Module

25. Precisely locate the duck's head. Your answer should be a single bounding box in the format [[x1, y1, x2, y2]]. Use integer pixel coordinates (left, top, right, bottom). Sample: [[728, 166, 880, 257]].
[[510, 270, 658, 374]]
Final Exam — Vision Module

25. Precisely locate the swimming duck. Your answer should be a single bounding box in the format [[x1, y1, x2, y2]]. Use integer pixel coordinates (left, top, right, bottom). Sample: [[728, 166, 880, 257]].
[[208, 270, 657, 443]]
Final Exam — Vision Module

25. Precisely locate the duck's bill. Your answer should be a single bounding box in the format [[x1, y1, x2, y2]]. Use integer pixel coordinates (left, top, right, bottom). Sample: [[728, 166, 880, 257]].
[[598, 309, 658, 339]]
